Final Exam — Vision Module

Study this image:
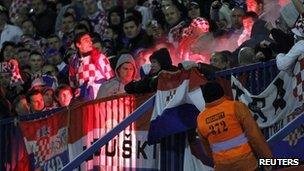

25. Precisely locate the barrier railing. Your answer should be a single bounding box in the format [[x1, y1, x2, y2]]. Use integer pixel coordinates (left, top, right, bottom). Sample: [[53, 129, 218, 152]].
[[268, 113, 304, 145], [1, 59, 303, 170], [214, 59, 278, 94], [61, 95, 155, 171]]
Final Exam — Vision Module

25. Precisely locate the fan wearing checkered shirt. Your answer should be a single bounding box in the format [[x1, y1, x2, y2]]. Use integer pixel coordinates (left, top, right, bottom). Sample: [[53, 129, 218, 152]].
[[69, 32, 114, 100]]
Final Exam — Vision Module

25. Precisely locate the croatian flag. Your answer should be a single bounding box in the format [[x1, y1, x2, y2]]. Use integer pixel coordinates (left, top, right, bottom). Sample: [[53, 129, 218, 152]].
[[148, 68, 206, 143], [147, 69, 213, 171]]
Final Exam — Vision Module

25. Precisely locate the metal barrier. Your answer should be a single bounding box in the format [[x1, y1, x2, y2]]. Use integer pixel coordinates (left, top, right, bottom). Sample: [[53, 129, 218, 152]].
[[61, 95, 155, 171], [1, 59, 303, 170], [214, 59, 278, 94]]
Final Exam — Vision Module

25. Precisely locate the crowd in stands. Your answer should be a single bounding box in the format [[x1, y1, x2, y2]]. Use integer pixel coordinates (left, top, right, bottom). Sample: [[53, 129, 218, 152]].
[[0, 0, 303, 117]]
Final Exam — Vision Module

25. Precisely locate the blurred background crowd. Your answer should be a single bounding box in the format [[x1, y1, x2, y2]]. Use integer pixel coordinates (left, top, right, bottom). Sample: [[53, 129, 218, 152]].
[[0, 0, 303, 117]]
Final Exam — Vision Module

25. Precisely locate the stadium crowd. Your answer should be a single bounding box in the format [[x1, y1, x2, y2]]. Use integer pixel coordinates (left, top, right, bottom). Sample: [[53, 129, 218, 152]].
[[0, 0, 303, 118]]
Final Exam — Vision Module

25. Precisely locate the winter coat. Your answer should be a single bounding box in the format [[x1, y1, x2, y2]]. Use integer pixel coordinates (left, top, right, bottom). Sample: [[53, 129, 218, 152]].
[[276, 40, 304, 73]]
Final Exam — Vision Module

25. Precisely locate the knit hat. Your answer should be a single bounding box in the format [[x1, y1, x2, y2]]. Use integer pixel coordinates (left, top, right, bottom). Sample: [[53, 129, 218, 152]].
[[149, 48, 174, 71], [292, 15, 304, 38]]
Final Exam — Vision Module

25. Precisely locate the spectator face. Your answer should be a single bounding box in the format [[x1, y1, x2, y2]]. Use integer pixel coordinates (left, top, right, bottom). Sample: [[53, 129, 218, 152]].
[[118, 62, 134, 84], [150, 59, 161, 74], [42, 65, 57, 76], [15, 98, 29, 115], [164, 6, 181, 27], [0, 72, 11, 87], [47, 37, 61, 50], [211, 52, 226, 69], [161, 0, 173, 11], [102, 0, 115, 11], [123, 0, 137, 10], [66, 8, 77, 19], [32, 0, 46, 15], [123, 21, 140, 39], [231, 8, 244, 29], [22, 20, 36, 35], [151, 26, 164, 40], [29, 54, 44, 72], [2, 45, 16, 61], [110, 12, 121, 25], [76, 34, 93, 53], [83, 0, 98, 15], [30, 93, 45, 112], [47, 54, 62, 66], [243, 17, 254, 32], [57, 89, 73, 107], [62, 15, 75, 34], [104, 27, 114, 39], [246, 0, 262, 15], [187, 5, 201, 19], [17, 50, 30, 68], [43, 89, 54, 107]]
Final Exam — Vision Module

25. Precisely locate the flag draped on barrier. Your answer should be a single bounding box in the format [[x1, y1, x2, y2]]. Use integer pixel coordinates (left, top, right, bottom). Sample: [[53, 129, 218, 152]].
[[68, 95, 161, 171], [147, 69, 213, 171], [231, 72, 300, 128], [231, 56, 304, 160], [19, 110, 69, 171]]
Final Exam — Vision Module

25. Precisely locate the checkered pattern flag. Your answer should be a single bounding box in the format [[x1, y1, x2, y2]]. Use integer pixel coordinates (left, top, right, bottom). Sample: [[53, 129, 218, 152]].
[[9, 59, 24, 86], [76, 54, 114, 86], [292, 55, 304, 101], [283, 112, 304, 146], [182, 17, 209, 39], [37, 137, 51, 163]]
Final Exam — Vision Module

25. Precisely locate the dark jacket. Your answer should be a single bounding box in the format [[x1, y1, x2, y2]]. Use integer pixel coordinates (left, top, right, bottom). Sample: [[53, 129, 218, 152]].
[[123, 30, 153, 55], [268, 28, 294, 54], [125, 48, 178, 94], [32, 9, 57, 38]]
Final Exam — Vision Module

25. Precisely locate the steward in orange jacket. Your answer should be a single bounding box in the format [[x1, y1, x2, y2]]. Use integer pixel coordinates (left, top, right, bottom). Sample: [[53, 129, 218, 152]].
[[197, 81, 272, 171]]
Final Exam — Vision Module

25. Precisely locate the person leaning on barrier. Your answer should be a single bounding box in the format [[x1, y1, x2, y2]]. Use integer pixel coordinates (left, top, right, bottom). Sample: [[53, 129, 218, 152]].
[[124, 48, 178, 94], [197, 81, 272, 171]]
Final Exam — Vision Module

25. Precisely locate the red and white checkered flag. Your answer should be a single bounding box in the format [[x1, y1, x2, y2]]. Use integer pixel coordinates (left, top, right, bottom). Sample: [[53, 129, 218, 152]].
[[292, 55, 304, 101]]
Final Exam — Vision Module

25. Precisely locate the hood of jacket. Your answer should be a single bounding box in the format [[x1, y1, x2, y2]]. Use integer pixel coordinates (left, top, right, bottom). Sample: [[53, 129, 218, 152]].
[[115, 53, 137, 81]]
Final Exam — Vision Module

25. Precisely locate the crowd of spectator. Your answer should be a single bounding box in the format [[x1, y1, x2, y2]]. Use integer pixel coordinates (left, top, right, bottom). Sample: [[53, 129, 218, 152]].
[[0, 0, 303, 117]]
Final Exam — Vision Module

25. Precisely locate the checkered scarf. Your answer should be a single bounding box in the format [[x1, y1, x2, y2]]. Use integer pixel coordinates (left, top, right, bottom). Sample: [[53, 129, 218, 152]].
[[69, 48, 114, 88], [181, 17, 209, 40], [0, 60, 24, 86]]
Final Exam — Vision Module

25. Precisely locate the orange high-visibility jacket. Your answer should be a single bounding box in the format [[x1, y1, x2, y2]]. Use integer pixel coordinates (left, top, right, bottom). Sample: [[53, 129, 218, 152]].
[[197, 97, 272, 165]]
